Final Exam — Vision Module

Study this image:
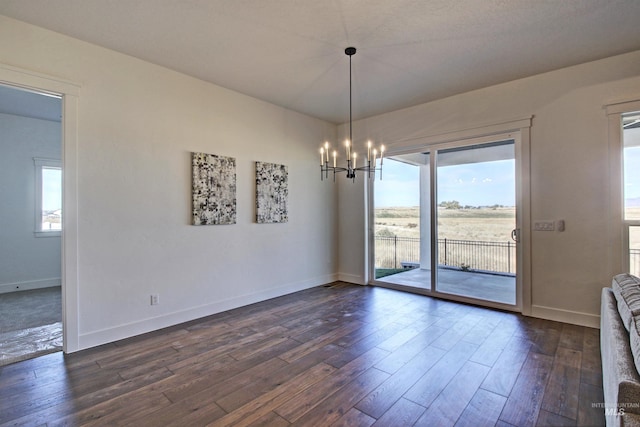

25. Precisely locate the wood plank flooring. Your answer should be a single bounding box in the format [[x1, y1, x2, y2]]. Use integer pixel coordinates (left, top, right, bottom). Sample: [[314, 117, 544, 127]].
[[0, 283, 605, 426]]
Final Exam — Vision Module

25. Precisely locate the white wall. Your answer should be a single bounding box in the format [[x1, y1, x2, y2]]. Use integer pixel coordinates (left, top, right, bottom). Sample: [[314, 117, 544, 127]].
[[337, 50, 640, 327], [0, 112, 61, 293], [3, 15, 637, 344], [0, 16, 338, 350]]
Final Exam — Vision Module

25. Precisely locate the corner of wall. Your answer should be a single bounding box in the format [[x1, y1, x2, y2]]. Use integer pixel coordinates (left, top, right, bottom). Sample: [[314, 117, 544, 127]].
[[530, 304, 600, 329]]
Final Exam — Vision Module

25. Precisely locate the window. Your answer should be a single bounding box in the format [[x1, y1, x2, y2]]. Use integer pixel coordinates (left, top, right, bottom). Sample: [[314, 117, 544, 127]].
[[624, 112, 640, 274], [606, 99, 640, 276], [34, 158, 62, 237]]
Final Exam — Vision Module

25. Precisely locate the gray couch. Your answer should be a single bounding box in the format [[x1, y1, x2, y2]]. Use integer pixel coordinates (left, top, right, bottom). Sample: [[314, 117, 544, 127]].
[[601, 274, 640, 426]]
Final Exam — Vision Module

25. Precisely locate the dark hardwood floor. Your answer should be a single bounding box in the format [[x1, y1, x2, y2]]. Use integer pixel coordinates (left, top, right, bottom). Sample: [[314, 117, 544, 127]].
[[0, 283, 605, 426]]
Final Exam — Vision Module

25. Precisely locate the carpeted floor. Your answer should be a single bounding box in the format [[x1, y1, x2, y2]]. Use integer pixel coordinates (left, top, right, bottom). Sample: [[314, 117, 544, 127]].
[[0, 287, 62, 366]]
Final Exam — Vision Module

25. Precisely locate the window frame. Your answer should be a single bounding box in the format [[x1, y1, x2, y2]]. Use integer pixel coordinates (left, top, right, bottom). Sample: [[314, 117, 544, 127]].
[[623, 113, 640, 276], [367, 117, 532, 315], [34, 157, 62, 237], [606, 98, 640, 275]]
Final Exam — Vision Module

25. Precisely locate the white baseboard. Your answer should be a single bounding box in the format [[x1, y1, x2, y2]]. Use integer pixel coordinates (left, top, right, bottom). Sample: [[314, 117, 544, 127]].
[[0, 278, 61, 294], [74, 275, 602, 351], [531, 304, 600, 329], [77, 274, 337, 351], [337, 273, 365, 285]]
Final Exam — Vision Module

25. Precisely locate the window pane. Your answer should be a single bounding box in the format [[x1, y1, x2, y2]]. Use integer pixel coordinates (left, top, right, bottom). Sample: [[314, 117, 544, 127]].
[[435, 141, 516, 305], [623, 112, 640, 220], [41, 167, 62, 231], [373, 155, 429, 289]]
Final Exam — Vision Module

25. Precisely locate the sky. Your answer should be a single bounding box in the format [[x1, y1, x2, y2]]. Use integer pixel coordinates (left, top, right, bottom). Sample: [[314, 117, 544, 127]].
[[375, 157, 515, 207], [625, 146, 640, 205], [42, 168, 62, 211], [624, 126, 640, 211]]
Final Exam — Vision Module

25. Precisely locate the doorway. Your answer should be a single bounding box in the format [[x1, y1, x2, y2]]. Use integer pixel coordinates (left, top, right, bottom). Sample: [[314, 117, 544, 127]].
[[372, 131, 526, 311], [0, 63, 81, 354], [0, 84, 63, 365], [434, 141, 516, 304]]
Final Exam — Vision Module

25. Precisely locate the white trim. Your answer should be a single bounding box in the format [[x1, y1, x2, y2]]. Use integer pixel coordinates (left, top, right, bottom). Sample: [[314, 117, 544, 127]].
[[386, 117, 533, 155], [78, 275, 333, 350], [430, 149, 438, 289], [337, 272, 365, 285], [608, 112, 625, 276], [368, 117, 532, 315], [366, 157, 376, 286], [605, 98, 640, 116], [605, 97, 640, 278], [362, 177, 372, 285], [519, 126, 532, 316], [0, 63, 81, 353], [0, 278, 61, 294], [33, 158, 60, 166], [372, 280, 523, 314], [0, 63, 80, 96], [34, 230, 61, 238], [431, 137, 521, 311], [61, 90, 80, 353], [531, 304, 600, 329]]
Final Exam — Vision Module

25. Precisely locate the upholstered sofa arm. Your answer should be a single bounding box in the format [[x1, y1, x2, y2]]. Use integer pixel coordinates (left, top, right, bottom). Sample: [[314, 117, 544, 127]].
[[602, 288, 640, 426]]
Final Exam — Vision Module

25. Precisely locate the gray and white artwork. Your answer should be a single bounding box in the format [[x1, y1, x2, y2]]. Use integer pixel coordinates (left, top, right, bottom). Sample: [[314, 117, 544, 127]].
[[256, 161, 288, 223], [192, 152, 236, 225]]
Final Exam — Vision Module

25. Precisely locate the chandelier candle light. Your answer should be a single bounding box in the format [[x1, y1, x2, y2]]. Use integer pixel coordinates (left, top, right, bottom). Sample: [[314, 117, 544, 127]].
[[320, 47, 384, 182]]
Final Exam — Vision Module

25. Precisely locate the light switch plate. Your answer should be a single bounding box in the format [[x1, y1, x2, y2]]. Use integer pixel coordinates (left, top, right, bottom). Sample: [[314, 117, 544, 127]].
[[534, 221, 555, 231]]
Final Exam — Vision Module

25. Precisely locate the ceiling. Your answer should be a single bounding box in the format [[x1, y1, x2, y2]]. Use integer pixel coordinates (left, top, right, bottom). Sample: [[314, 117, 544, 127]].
[[0, 84, 61, 122], [1, 0, 640, 124]]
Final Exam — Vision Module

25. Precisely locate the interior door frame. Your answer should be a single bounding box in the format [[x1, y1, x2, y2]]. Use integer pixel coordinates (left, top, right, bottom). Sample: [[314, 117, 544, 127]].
[[0, 63, 81, 353], [367, 117, 532, 315]]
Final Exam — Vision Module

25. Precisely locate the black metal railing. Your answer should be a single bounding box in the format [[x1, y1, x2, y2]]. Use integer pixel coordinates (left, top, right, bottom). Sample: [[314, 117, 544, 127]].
[[375, 236, 516, 274], [375, 236, 421, 271]]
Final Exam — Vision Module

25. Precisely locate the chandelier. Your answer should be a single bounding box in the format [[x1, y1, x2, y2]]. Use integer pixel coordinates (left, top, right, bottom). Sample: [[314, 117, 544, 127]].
[[320, 47, 384, 182]]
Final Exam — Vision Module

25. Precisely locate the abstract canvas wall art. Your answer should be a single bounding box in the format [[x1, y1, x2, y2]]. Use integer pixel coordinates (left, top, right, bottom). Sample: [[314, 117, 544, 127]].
[[192, 152, 236, 225], [255, 161, 288, 223]]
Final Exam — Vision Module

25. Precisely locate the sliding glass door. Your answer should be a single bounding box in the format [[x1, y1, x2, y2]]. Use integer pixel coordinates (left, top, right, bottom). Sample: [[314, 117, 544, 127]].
[[372, 136, 521, 310], [435, 141, 516, 305]]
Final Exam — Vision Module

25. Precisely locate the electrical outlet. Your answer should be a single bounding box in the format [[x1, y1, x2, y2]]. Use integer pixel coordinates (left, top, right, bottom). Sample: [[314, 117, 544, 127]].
[[150, 294, 159, 305], [533, 221, 555, 231]]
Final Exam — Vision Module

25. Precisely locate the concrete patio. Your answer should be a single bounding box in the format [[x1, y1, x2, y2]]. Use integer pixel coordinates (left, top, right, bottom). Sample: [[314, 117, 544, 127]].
[[376, 267, 516, 305]]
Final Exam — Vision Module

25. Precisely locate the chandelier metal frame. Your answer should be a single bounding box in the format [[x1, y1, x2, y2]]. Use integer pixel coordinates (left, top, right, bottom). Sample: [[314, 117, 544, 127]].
[[320, 47, 384, 182]]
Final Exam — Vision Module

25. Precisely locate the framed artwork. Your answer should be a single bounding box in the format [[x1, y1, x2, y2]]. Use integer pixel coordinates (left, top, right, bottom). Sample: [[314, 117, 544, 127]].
[[192, 152, 236, 225], [255, 161, 288, 223]]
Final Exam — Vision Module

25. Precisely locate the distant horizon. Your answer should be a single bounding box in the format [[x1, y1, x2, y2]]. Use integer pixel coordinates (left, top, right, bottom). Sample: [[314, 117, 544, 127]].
[[375, 157, 515, 208], [375, 204, 516, 209]]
